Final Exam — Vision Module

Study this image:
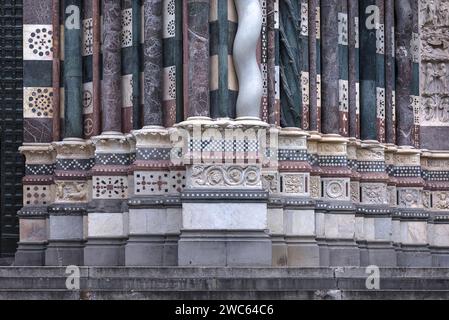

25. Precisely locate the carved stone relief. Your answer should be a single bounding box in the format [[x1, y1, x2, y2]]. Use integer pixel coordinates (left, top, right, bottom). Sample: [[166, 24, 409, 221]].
[[55, 181, 89, 203], [262, 172, 280, 194], [322, 178, 350, 201], [280, 173, 308, 195], [361, 183, 388, 205], [420, 0, 449, 126], [398, 188, 423, 208], [188, 165, 261, 189]]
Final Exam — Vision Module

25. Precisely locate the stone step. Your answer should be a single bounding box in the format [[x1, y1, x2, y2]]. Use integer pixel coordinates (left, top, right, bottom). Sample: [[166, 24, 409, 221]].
[[1, 276, 449, 291], [1, 289, 449, 300], [3, 267, 449, 278]]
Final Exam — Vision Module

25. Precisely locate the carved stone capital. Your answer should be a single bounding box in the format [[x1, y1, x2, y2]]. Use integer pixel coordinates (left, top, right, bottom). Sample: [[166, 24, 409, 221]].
[[318, 134, 348, 157], [19, 143, 56, 165], [91, 132, 131, 154], [133, 126, 170, 149], [53, 138, 95, 159]]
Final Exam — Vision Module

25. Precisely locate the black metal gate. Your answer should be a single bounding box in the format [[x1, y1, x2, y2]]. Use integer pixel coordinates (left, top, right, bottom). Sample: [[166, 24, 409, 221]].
[[0, 0, 23, 256]]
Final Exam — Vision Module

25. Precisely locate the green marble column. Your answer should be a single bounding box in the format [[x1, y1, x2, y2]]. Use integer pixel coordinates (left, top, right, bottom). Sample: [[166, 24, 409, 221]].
[[64, 0, 84, 138]]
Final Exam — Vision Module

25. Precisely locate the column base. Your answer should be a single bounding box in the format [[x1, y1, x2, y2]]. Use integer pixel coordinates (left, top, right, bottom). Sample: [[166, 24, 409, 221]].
[[397, 245, 432, 267], [327, 239, 360, 267], [360, 242, 397, 267], [84, 238, 125, 266], [45, 240, 84, 266], [271, 235, 288, 266], [178, 230, 272, 267], [14, 242, 46, 266], [431, 247, 449, 267], [124, 235, 178, 266], [286, 237, 320, 267]]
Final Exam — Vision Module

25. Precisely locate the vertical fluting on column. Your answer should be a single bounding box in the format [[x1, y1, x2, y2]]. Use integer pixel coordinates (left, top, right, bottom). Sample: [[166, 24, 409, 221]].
[[234, 0, 263, 119], [411, 0, 420, 148], [279, 0, 302, 127], [395, 0, 414, 146], [162, 0, 183, 126], [92, 0, 102, 136], [267, 0, 280, 126], [348, 0, 360, 139], [52, 0, 61, 141], [131, 0, 142, 130], [320, 0, 339, 134], [82, 0, 94, 138], [63, 0, 83, 139], [385, 0, 396, 144], [337, 0, 349, 137], [102, 0, 122, 132], [183, 0, 210, 118], [359, 0, 385, 141], [209, 0, 238, 119], [143, 0, 163, 126], [308, 0, 318, 131]]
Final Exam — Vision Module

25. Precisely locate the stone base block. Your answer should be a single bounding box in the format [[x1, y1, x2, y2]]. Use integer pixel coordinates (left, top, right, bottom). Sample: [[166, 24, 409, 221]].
[[317, 240, 330, 267], [286, 238, 320, 267], [84, 239, 125, 266], [431, 248, 449, 267], [125, 235, 178, 266], [360, 243, 397, 267], [45, 241, 84, 266], [178, 230, 272, 267], [271, 236, 287, 266], [397, 246, 432, 267], [14, 243, 46, 266], [327, 240, 360, 267]]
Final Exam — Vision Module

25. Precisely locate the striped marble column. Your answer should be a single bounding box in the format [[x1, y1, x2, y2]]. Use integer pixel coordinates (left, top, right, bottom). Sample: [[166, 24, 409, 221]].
[[18, 0, 54, 265], [143, 0, 163, 126], [337, 0, 349, 136], [348, 0, 360, 139], [82, 0, 95, 138], [162, 0, 183, 126], [279, 0, 305, 128], [23, 0, 54, 143], [183, 0, 210, 118], [394, 0, 414, 147], [320, 0, 339, 134], [411, 0, 420, 148], [267, 0, 280, 126], [308, 0, 319, 132], [259, 0, 268, 122], [359, 0, 386, 142], [102, 0, 123, 133], [209, 0, 238, 119], [385, 0, 396, 144]]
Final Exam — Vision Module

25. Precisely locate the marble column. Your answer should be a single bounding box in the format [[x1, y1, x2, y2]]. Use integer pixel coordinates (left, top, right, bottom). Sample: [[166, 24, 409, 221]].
[[385, 0, 396, 144], [143, 0, 163, 126], [308, 0, 319, 132], [395, 0, 414, 146], [348, 0, 360, 139], [279, 0, 303, 128], [92, 0, 102, 136], [320, 0, 339, 134], [162, 0, 184, 126], [52, 0, 61, 141], [82, 1, 95, 138], [267, 0, 280, 126], [183, 0, 210, 118], [209, 0, 238, 119], [359, 0, 386, 142], [63, 0, 83, 139], [102, 0, 122, 133]]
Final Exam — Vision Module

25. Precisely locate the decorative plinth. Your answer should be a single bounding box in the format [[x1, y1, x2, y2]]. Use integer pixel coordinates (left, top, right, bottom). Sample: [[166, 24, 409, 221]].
[[125, 126, 183, 266], [84, 132, 131, 266]]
